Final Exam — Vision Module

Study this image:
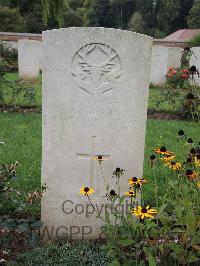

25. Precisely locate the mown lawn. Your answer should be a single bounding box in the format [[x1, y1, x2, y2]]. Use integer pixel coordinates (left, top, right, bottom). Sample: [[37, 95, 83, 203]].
[[0, 112, 199, 214]]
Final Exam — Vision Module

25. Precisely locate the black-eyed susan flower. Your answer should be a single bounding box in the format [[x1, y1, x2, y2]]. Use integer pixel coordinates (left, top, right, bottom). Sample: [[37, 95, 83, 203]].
[[132, 205, 157, 219], [186, 138, 193, 145], [195, 155, 200, 166], [177, 129, 186, 139], [190, 148, 196, 155], [124, 189, 135, 197], [128, 177, 147, 186], [186, 93, 194, 100], [109, 189, 117, 198], [79, 186, 95, 196], [155, 146, 173, 156], [92, 155, 104, 161], [149, 154, 157, 167], [160, 154, 176, 162], [186, 169, 198, 179], [165, 161, 181, 170], [113, 167, 125, 175]]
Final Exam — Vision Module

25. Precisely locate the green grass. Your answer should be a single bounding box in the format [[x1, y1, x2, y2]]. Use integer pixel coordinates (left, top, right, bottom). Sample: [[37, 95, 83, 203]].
[[0, 112, 199, 214], [3, 72, 42, 106]]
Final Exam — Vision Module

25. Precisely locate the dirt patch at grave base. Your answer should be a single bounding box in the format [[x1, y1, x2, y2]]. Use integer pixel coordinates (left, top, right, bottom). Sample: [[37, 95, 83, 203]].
[[0, 105, 41, 114], [0, 230, 33, 263], [0, 106, 184, 120], [147, 109, 181, 120]]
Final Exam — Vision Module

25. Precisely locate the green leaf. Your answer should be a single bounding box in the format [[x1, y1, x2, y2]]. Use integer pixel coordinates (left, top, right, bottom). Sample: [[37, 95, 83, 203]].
[[118, 239, 134, 247], [17, 223, 29, 233], [109, 260, 121, 266], [30, 221, 43, 229]]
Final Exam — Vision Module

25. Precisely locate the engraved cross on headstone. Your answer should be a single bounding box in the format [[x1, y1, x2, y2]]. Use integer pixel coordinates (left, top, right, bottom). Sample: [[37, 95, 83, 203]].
[[77, 136, 110, 187]]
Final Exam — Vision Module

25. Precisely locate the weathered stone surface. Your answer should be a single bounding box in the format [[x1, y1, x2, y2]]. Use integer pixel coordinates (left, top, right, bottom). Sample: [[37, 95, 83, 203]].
[[18, 40, 42, 80], [167, 47, 182, 69], [42, 27, 152, 240], [191, 47, 200, 85], [150, 45, 168, 85]]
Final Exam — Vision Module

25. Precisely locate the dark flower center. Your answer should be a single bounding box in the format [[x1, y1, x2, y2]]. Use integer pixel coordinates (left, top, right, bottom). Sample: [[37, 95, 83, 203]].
[[190, 148, 196, 154], [187, 158, 192, 163], [110, 190, 116, 196], [98, 156, 103, 160], [186, 93, 194, 100], [186, 169, 193, 176], [171, 161, 176, 165], [189, 65, 197, 72], [116, 167, 121, 173], [166, 154, 171, 158], [129, 191, 134, 195], [84, 187, 89, 192], [187, 138, 193, 144], [150, 154, 156, 160], [141, 207, 147, 213], [196, 155, 200, 160], [160, 146, 167, 152], [178, 130, 185, 136], [184, 47, 190, 51], [132, 177, 138, 182]]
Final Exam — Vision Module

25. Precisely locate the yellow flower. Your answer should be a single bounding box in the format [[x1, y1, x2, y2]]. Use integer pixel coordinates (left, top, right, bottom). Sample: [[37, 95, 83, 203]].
[[165, 161, 181, 170], [92, 155, 106, 161], [155, 146, 174, 156], [160, 154, 176, 162], [128, 177, 147, 186], [132, 205, 157, 219], [124, 189, 135, 197], [194, 155, 200, 167], [79, 186, 95, 196], [186, 169, 198, 179]]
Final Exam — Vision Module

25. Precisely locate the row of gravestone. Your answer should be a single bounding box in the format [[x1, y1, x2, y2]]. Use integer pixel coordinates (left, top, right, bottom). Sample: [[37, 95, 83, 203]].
[[17, 36, 200, 85]]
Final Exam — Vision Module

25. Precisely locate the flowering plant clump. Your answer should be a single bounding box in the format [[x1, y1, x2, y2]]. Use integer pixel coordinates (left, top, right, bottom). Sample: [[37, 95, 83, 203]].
[[80, 130, 200, 265], [166, 67, 190, 89]]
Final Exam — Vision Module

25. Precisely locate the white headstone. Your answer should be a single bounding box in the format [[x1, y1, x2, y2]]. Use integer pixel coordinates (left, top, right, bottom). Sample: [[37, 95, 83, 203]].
[[167, 47, 182, 69], [191, 47, 200, 86], [150, 45, 168, 85], [18, 40, 42, 80], [42, 27, 152, 241]]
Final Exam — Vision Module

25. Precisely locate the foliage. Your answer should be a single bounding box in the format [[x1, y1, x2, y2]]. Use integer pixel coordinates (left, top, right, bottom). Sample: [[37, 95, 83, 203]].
[[0, 42, 18, 73], [0, 77, 36, 107], [128, 12, 145, 34], [0, 143, 44, 258], [8, 241, 109, 265], [81, 132, 200, 265], [189, 33, 200, 47], [0, 7, 26, 32], [0, 0, 198, 36], [166, 67, 190, 89], [187, 0, 200, 28]]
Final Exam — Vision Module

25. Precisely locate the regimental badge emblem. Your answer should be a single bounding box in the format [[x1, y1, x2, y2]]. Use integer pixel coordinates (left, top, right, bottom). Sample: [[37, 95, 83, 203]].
[[71, 43, 121, 95]]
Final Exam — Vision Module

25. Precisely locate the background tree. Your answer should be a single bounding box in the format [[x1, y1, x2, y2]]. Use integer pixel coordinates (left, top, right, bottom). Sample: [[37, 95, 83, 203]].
[[156, 0, 181, 35], [128, 12, 145, 34], [187, 0, 200, 28], [0, 7, 26, 32]]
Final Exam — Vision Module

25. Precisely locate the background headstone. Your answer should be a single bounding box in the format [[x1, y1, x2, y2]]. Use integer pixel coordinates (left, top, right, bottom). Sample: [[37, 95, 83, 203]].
[[42, 27, 152, 240], [150, 45, 168, 85], [191, 47, 200, 86], [18, 40, 42, 81], [167, 47, 182, 69]]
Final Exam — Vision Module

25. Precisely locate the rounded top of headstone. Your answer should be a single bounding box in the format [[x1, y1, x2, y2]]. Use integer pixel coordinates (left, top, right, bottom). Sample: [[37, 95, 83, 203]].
[[42, 27, 153, 41]]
